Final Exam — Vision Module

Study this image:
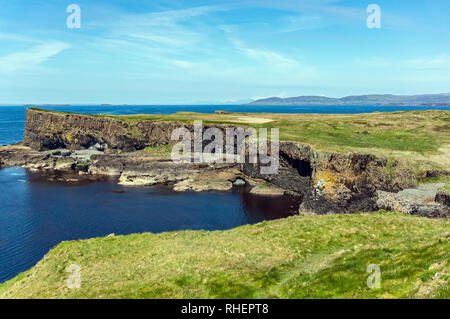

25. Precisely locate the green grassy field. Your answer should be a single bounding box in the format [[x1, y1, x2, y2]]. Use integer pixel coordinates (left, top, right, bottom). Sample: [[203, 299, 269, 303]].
[[1, 211, 448, 299]]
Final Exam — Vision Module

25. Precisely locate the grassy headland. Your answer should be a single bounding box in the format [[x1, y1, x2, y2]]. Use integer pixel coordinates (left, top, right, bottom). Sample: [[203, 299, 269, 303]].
[[31, 108, 450, 175], [0, 212, 448, 299]]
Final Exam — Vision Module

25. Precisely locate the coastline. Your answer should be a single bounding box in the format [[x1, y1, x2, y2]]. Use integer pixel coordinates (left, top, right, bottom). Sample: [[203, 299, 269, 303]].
[[0, 107, 449, 297], [1, 108, 449, 217]]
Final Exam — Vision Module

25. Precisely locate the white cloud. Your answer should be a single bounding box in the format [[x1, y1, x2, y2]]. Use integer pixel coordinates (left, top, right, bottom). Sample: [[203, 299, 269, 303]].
[[281, 15, 323, 32], [221, 27, 304, 70], [242, 47, 301, 69], [122, 5, 226, 27], [87, 5, 228, 69], [0, 42, 70, 73], [125, 33, 195, 46], [100, 5, 226, 29], [92, 5, 227, 49], [0, 32, 43, 44]]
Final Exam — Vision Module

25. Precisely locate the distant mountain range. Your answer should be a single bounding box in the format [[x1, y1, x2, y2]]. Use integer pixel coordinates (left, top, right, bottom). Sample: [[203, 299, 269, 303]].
[[247, 93, 450, 106]]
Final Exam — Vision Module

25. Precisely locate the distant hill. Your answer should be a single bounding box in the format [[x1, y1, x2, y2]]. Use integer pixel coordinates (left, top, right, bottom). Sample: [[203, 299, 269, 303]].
[[247, 93, 450, 106]]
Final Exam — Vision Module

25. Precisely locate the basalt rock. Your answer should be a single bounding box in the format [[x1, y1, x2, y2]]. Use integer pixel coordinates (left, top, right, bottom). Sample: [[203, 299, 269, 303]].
[[24, 109, 182, 151], [377, 184, 449, 218], [0, 143, 51, 167], [436, 189, 450, 207], [89, 152, 239, 189], [243, 142, 416, 214], [23, 109, 237, 152]]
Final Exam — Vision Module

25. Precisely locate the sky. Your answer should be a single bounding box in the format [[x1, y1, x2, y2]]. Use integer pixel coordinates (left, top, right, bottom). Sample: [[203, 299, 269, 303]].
[[0, 0, 449, 104]]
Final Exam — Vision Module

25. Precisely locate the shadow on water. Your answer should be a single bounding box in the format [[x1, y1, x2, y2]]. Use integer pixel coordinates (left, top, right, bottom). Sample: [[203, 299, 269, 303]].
[[0, 167, 300, 283]]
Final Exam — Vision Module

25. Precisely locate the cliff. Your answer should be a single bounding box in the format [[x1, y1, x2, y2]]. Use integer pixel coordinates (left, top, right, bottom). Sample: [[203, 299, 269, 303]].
[[242, 142, 417, 214], [24, 108, 181, 151]]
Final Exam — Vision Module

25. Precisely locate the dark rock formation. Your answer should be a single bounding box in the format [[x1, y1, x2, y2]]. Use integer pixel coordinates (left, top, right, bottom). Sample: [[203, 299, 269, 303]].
[[436, 189, 450, 207], [23, 109, 239, 152], [242, 142, 416, 214], [24, 109, 186, 152], [0, 143, 51, 167]]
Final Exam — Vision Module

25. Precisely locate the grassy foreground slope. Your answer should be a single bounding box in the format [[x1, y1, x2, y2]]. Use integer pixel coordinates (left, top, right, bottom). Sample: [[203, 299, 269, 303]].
[[1, 212, 448, 299]]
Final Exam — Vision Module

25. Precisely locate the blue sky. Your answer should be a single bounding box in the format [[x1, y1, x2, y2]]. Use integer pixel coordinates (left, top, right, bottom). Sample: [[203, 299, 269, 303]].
[[0, 0, 449, 104]]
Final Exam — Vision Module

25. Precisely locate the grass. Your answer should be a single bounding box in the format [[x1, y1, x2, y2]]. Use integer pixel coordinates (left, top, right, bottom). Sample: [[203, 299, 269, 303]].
[[0, 211, 448, 299], [143, 145, 173, 157], [258, 182, 275, 188], [418, 175, 450, 193], [30, 108, 450, 173], [418, 176, 450, 184]]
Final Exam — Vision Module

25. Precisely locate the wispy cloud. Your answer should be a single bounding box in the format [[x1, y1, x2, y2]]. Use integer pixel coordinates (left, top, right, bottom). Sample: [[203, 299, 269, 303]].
[[114, 5, 227, 27], [91, 5, 227, 47], [220, 25, 307, 71], [0, 42, 70, 73], [356, 54, 450, 71], [86, 5, 230, 69], [240, 45, 301, 69], [0, 32, 43, 44], [280, 15, 323, 32], [404, 54, 450, 70]]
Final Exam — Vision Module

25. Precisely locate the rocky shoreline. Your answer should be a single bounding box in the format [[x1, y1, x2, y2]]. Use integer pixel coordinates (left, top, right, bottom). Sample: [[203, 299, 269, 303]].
[[0, 108, 448, 218]]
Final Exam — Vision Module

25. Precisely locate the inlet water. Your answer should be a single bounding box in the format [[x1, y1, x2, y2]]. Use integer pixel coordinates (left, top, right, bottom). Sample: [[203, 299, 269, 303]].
[[0, 167, 300, 283]]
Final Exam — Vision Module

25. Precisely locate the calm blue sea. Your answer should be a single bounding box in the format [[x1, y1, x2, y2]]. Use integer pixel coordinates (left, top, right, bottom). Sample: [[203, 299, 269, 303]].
[[0, 168, 300, 283]]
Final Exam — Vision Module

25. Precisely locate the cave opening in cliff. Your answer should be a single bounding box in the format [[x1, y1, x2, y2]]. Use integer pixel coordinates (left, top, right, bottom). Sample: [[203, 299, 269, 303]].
[[292, 159, 313, 177]]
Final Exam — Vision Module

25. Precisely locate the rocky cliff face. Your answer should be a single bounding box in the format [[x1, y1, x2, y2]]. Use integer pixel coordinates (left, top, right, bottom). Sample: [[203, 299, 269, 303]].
[[242, 142, 416, 214], [24, 109, 240, 152], [24, 109, 186, 152], [22, 109, 419, 214], [436, 189, 450, 207]]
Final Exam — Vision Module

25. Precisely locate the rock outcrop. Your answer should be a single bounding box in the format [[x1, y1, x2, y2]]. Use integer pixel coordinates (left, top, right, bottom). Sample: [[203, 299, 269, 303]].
[[24, 109, 187, 151], [23, 108, 236, 152], [0, 144, 51, 167], [89, 152, 239, 189], [242, 142, 416, 214], [436, 189, 450, 207], [377, 183, 449, 218]]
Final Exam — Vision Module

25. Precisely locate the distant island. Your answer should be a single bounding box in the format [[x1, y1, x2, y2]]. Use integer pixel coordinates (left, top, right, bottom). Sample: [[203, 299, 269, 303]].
[[24, 104, 71, 107], [247, 93, 450, 106]]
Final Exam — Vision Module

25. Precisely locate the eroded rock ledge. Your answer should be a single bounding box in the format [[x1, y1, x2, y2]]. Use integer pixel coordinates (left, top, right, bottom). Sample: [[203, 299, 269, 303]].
[[1, 109, 448, 217]]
